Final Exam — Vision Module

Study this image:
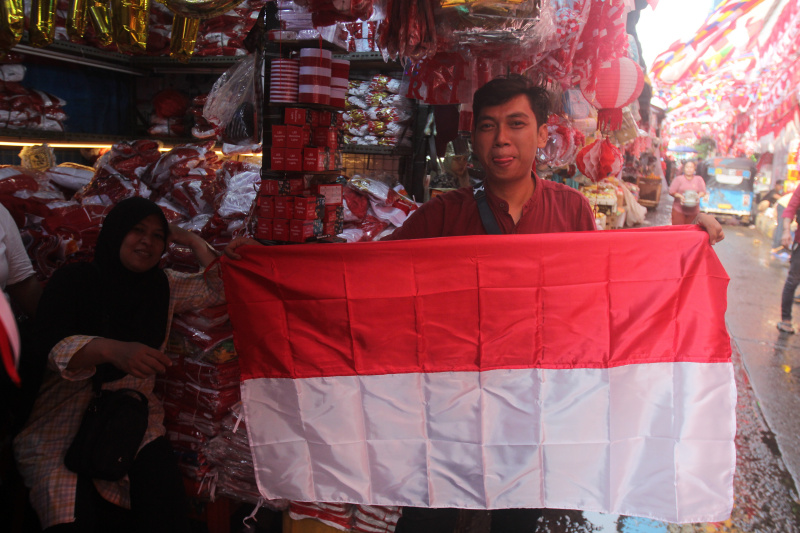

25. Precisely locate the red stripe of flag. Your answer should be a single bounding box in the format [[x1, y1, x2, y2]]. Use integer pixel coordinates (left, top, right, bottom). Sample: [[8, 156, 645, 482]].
[[222, 227, 730, 381]]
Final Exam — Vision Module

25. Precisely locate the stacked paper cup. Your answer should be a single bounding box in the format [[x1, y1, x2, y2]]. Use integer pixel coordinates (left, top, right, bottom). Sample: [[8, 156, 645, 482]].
[[270, 59, 299, 103], [330, 58, 350, 108], [299, 48, 332, 105]]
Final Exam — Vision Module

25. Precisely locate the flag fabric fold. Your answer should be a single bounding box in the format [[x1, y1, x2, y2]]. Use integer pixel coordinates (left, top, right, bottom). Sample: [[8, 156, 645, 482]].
[[221, 226, 734, 524]]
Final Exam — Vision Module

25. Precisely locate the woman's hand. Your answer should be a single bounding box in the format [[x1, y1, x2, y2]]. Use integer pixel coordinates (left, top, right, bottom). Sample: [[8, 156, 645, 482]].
[[168, 224, 197, 247], [108, 341, 172, 379], [68, 338, 172, 379], [224, 236, 261, 260], [695, 213, 725, 245], [674, 193, 685, 203]]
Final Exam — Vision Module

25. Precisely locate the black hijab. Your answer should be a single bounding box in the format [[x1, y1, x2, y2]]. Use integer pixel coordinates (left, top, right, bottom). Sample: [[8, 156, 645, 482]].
[[36, 197, 171, 382]]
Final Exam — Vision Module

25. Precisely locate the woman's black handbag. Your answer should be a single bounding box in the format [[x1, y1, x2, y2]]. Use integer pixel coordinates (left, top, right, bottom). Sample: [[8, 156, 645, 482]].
[[64, 381, 149, 481]]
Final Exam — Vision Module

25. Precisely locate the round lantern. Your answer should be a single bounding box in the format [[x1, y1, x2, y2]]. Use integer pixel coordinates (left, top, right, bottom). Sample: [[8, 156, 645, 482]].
[[580, 57, 644, 132], [576, 138, 623, 183]]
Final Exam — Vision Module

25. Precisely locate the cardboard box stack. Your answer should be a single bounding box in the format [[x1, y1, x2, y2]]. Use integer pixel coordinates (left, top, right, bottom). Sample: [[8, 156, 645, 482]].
[[261, 105, 345, 242]]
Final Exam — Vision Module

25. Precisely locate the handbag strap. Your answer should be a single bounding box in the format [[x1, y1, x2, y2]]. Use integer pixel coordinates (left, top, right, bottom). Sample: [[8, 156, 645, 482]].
[[473, 183, 502, 235]]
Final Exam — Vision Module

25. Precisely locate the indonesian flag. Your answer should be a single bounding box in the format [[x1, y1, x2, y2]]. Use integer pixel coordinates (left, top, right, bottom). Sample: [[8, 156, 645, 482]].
[[221, 227, 735, 524]]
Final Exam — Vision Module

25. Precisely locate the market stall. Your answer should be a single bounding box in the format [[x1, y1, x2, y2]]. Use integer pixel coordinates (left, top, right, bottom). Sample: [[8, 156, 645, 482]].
[[0, 0, 685, 532]]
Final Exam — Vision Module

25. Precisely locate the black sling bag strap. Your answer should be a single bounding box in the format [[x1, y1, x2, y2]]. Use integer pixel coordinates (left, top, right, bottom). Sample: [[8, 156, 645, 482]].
[[473, 183, 503, 235]]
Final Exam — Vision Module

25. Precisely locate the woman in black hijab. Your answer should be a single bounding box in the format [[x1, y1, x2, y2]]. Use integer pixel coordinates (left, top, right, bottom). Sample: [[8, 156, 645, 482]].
[[14, 197, 225, 533]]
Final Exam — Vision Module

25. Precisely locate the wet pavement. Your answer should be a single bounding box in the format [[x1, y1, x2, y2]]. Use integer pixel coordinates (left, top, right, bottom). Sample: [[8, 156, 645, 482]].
[[533, 179, 800, 532]]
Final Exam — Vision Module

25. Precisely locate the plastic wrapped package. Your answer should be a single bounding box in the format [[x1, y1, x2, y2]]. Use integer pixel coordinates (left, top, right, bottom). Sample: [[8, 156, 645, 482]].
[[0, 64, 25, 82], [166, 420, 211, 451], [166, 172, 219, 218], [144, 141, 219, 194], [168, 320, 237, 363], [74, 140, 161, 206], [44, 163, 94, 192], [214, 160, 260, 219], [181, 382, 241, 418], [153, 197, 187, 223], [181, 357, 240, 390], [0, 166, 43, 194], [352, 505, 402, 533], [289, 502, 353, 531], [74, 172, 140, 206], [377, 0, 437, 61], [342, 185, 369, 222], [203, 55, 261, 153], [0, 80, 67, 131], [437, 0, 542, 46], [177, 304, 231, 331]]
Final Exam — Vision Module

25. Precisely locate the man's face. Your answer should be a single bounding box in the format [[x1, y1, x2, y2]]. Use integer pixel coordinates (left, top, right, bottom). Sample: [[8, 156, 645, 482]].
[[472, 94, 548, 185]]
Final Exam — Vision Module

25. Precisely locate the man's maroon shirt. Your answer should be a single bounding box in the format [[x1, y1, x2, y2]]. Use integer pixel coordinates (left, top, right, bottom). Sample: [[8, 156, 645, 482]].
[[387, 175, 596, 240]]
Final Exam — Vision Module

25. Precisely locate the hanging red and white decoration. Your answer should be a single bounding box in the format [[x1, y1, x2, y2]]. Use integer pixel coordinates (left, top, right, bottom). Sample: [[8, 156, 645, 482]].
[[575, 137, 623, 182], [580, 56, 644, 131]]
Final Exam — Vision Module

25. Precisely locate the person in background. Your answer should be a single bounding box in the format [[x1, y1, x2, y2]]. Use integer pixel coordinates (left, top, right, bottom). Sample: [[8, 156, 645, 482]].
[[0, 202, 41, 318], [13, 197, 240, 533], [771, 183, 793, 252], [777, 185, 800, 333], [668, 160, 708, 225], [760, 180, 785, 208], [0, 201, 43, 533]]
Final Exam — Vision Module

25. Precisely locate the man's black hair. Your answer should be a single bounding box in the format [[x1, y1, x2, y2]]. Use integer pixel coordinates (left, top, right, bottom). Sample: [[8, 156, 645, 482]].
[[472, 74, 550, 130]]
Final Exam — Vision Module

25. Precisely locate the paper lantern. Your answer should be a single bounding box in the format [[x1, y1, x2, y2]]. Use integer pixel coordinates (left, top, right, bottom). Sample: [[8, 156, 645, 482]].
[[576, 138, 622, 183], [581, 57, 644, 131]]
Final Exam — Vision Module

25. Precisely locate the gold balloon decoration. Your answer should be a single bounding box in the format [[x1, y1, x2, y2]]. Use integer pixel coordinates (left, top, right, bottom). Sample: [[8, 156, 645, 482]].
[[112, 0, 151, 53], [162, 0, 244, 60], [0, 0, 24, 52], [67, 0, 89, 42], [88, 0, 114, 46], [29, 0, 57, 48], [169, 14, 199, 62], [160, 0, 243, 20]]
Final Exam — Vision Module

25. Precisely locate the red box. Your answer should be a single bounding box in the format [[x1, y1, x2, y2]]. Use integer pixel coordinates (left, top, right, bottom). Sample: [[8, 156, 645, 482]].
[[261, 178, 304, 195], [315, 183, 343, 206], [270, 148, 285, 171], [289, 219, 321, 242], [258, 195, 275, 218], [285, 149, 303, 172], [319, 110, 333, 127], [323, 205, 344, 224], [314, 127, 338, 149], [328, 150, 342, 170], [294, 195, 325, 220], [255, 218, 273, 240], [271, 125, 287, 147], [303, 148, 327, 172], [302, 126, 312, 147], [274, 196, 295, 219], [286, 125, 304, 148], [285, 107, 306, 125], [272, 219, 289, 241], [309, 110, 321, 127], [322, 220, 343, 237]]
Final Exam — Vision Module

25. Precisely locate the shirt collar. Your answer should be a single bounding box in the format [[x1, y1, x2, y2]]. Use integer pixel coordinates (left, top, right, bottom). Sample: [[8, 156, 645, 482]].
[[484, 172, 541, 216]]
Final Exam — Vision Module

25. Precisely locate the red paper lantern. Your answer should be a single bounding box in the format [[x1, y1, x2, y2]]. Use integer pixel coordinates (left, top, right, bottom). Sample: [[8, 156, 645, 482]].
[[580, 57, 644, 131], [576, 138, 623, 183]]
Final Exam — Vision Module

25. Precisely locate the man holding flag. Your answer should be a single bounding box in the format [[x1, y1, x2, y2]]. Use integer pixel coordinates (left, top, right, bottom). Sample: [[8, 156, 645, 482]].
[[222, 75, 730, 532], [382, 75, 724, 531]]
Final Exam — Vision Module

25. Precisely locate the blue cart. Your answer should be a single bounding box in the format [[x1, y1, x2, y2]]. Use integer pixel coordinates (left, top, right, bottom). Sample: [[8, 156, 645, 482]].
[[698, 157, 756, 223]]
